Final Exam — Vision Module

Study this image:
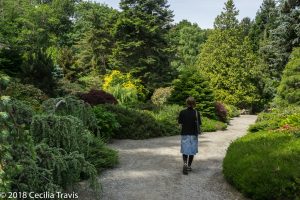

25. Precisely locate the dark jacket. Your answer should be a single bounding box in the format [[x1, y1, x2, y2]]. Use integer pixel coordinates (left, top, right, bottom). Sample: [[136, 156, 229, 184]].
[[178, 107, 202, 135]]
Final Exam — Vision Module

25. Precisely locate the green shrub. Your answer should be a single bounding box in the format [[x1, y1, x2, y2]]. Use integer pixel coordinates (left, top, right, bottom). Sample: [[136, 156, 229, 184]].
[[148, 104, 182, 136], [225, 104, 240, 118], [223, 131, 300, 200], [277, 47, 300, 105], [0, 71, 11, 91], [55, 79, 86, 96], [0, 97, 61, 193], [31, 114, 91, 153], [92, 106, 120, 141], [151, 87, 174, 106], [248, 106, 300, 133], [279, 113, 300, 127], [103, 70, 146, 105], [128, 101, 160, 111], [85, 137, 118, 171], [202, 117, 227, 132], [4, 83, 48, 110], [102, 104, 166, 139], [42, 96, 100, 135], [168, 69, 216, 118]]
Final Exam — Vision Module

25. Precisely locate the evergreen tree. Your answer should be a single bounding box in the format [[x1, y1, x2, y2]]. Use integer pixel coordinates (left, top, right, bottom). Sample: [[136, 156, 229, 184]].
[[260, 0, 300, 80], [168, 20, 209, 72], [109, 0, 174, 90], [277, 47, 300, 105], [74, 2, 118, 76], [168, 68, 216, 118], [197, 29, 267, 110], [239, 17, 252, 37], [214, 0, 239, 30], [249, 0, 278, 51]]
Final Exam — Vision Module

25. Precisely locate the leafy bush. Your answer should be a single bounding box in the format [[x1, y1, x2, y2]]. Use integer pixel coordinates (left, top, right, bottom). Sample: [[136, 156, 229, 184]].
[[248, 106, 300, 133], [55, 79, 86, 96], [92, 106, 120, 142], [224, 104, 240, 118], [128, 101, 160, 111], [42, 96, 100, 135], [0, 97, 61, 193], [215, 102, 228, 122], [0, 71, 11, 91], [151, 87, 174, 106], [148, 104, 182, 136], [223, 131, 300, 200], [85, 137, 118, 171], [202, 117, 227, 132], [30, 114, 91, 153], [4, 83, 48, 110], [78, 74, 103, 90], [103, 70, 146, 105], [168, 69, 216, 118], [101, 104, 166, 139], [0, 97, 35, 192], [79, 89, 118, 106]]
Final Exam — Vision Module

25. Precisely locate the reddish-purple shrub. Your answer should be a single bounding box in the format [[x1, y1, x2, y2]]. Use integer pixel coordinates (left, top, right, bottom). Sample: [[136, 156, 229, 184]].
[[215, 102, 228, 123], [79, 89, 118, 106]]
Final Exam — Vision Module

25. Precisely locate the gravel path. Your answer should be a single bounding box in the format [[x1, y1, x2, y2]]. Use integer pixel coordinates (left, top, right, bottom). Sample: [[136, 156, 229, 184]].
[[77, 115, 257, 200]]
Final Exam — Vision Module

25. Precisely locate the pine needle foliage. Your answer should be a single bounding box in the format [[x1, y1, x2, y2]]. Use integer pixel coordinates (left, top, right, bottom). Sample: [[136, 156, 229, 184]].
[[42, 96, 100, 135], [168, 69, 216, 118]]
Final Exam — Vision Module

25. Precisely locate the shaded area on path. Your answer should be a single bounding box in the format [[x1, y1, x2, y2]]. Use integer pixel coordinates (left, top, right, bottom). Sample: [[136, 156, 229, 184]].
[[76, 115, 257, 200]]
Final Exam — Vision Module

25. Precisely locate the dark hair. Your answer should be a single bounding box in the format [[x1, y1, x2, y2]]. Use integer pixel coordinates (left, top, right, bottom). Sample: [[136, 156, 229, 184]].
[[186, 96, 196, 108]]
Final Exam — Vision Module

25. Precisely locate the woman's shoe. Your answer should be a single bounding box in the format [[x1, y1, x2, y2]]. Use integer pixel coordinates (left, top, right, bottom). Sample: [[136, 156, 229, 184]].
[[187, 166, 192, 171], [183, 164, 188, 175]]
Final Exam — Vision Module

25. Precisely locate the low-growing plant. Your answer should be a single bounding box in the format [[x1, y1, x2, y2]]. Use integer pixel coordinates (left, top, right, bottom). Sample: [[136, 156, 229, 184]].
[[4, 83, 48, 110], [55, 79, 86, 96], [42, 96, 100, 135], [103, 70, 146, 105], [148, 104, 182, 136], [92, 106, 120, 142], [215, 102, 228, 123], [223, 131, 300, 200], [151, 87, 174, 106], [224, 104, 240, 118], [101, 104, 166, 139], [79, 89, 118, 106], [201, 117, 227, 132], [249, 106, 300, 133]]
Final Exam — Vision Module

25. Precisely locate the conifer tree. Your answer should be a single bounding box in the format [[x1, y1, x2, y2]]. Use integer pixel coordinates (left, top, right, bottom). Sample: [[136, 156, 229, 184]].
[[277, 47, 300, 105], [109, 0, 174, 90], [214, 0, 239, 30], [168, 68, 216, 118]]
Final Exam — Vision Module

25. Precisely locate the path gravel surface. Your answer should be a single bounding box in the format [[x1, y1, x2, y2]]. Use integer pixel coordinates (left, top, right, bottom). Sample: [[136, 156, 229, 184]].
[[77, 115, 257, 200]]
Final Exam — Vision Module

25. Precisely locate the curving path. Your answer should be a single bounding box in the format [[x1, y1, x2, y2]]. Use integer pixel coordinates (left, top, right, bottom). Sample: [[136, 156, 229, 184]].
[[77, 115, 257, 200]]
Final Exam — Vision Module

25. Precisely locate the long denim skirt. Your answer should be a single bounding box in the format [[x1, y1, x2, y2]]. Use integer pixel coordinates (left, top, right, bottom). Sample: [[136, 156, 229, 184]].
[[180, 135, 198, 155]]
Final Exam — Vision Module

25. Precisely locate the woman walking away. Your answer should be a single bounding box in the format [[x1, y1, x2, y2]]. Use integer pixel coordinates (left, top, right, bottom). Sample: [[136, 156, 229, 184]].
[[178, 97, 202, 175]]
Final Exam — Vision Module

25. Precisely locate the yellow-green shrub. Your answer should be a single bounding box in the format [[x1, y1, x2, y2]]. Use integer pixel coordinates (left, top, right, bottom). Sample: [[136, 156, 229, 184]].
[[103, 70, 146, 105]]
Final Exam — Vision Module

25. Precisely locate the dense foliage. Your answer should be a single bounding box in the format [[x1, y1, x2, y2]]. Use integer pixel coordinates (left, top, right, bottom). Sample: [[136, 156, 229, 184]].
[[0, 96, 117, 195], [151, 87, 174, 106], [168, 69, 216, 118], [277, 47, 300, 105], [79, 89, 118, 106], [103, 70, 145, 105], [1, 0, 299, 197], [224, 106, 300, 200]]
